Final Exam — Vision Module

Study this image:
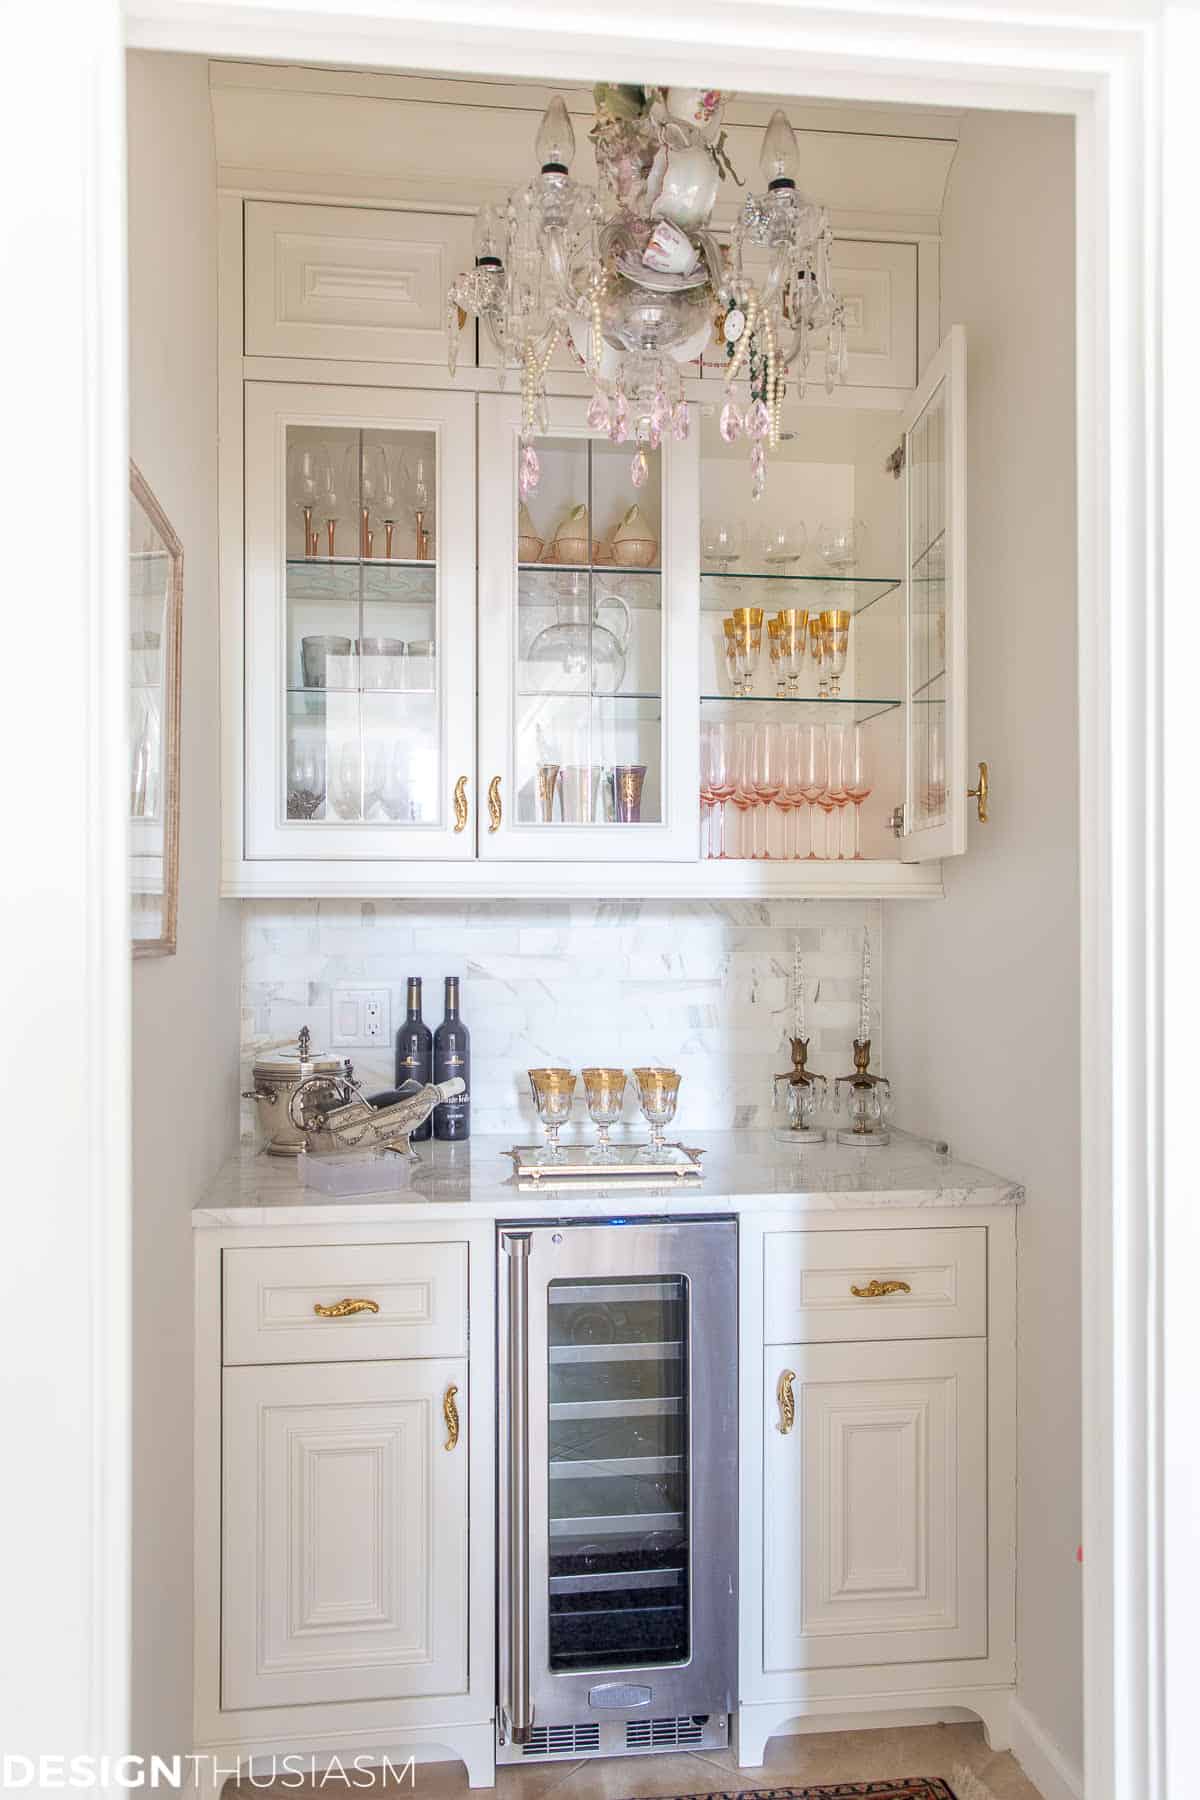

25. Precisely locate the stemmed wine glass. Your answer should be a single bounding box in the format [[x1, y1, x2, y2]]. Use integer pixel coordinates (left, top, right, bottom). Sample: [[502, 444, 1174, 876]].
[[752, 719, 785, 859], [632, 1067, 681, 1157], [759, 521, 807, 568], [816, 518, 868, 576], [701, 517, 746, 574], [824, 721, 850, 859], [799, 722, 828, 859], [412, 456, 434, 559], [844, 723, 873, 859], [774, 723, 798, 860], [581, 1067, 627, 1161], [730, 722, 755, 859], [529, 1068, 576, 1163], [380, 449, 406, 560], [821, 608, 851, 697], [783, 724, 807, 859], [809, 615, 828, 697], [356, 443, 391, 557], [286, 443, 331, 559], [777, 609, 808, 695], [320, 449, 343, 558], [286, 737, 325, 820], [329, 740, 363, 821], [706, 720, 736, 858]]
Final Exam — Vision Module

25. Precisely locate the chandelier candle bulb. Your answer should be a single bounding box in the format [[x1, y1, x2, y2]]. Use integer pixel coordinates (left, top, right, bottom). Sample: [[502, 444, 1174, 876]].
[[794, 947, 807, 1042], [859, 931, 872, 1045]]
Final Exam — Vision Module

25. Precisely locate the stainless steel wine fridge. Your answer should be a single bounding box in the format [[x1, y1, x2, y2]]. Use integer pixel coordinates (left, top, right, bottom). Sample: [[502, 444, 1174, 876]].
[[498, 1219, 737, 1762]]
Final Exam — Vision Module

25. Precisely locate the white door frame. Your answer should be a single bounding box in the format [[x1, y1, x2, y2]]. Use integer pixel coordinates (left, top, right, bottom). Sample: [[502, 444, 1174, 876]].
[[19, 0, 1176, 1792]]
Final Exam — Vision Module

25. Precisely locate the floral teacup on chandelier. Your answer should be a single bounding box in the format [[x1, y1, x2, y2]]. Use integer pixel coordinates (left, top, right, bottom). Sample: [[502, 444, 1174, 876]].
[[446, 87, 846, 501]]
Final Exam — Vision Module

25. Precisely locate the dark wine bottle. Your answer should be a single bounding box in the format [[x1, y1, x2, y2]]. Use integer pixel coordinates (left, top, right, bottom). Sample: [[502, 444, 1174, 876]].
[[394, 976, 433, 1141], [433, 975, 471, 1141]]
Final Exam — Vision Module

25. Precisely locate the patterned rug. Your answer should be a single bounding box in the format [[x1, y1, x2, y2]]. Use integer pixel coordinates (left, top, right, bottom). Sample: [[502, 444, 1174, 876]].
[[617, 1785, 961, 1799]]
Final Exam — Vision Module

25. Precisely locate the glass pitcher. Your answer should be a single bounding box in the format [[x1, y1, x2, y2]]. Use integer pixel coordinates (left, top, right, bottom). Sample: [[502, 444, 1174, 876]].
[[525, 574, 632, 695]]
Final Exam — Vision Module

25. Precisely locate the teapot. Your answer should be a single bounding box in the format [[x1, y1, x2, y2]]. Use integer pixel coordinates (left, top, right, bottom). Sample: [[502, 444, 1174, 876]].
[[525, 574, 632, 695]]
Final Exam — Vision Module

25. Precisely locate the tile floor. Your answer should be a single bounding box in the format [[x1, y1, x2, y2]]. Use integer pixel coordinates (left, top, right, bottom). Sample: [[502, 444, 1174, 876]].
[[226, 1722, 1044, 1799]]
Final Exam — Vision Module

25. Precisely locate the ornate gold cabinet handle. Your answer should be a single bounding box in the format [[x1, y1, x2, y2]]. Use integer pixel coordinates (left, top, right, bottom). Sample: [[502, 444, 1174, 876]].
[[487, 775, 503, 834], [776, 1368, 796, 1435], [850, 1279, 912, 1299], [443, 1382, 460, 1451], [453, 774, 469, 833], [968, 760, 990, 824], [312, 1297, 381, 1318]]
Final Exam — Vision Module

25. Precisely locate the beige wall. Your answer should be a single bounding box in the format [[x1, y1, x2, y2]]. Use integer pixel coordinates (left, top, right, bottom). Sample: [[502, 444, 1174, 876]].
[[127, 49, 241, 1759], [885, 111, 1081, 1781]]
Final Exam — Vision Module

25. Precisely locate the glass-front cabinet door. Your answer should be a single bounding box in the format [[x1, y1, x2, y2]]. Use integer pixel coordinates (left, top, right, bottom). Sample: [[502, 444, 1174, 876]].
[[478, 395, 699, 861], [244, 382, 476, 861], [901, 325, 966, 861]]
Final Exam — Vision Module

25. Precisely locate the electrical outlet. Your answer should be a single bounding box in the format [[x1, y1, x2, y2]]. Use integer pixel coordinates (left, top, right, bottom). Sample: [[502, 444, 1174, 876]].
[[330, 986, 392, 1048]]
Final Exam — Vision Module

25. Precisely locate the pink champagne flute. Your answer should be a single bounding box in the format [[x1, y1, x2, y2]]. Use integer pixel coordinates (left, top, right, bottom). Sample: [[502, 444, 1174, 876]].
[[798, 722, 827, 859], [844, 722, 873, 859], [825, 720, 850, 860], [730, 722, 756, 859], [699, 722, 715, 859], [752, 720, 784, 859], [784, 723, 807, 859], [707, 719, 737, 859], [775, 723, 798, 860]]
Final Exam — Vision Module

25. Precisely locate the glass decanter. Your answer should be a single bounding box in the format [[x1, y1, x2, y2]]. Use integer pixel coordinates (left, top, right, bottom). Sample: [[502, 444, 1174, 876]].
[[525, 574, 632, 695]]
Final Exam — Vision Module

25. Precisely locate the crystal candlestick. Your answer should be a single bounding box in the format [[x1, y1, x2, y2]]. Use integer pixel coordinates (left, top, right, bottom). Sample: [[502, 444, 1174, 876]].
[[834, 1039, 892, 1147]]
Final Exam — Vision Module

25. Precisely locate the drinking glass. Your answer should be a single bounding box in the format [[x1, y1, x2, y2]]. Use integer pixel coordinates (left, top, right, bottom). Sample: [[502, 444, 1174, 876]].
[[722, 618, 743, 697], [701, 517, 745, 573], [581, 1067, 627, 1160], [759, 520, 807, 567], [816, 517, 868, 575], [808, 615, 829, 697], [798, 722, 828, 859], [824, 720, 850, 859], [286, 738, 325, 820], [613, 764, 647, 823], [528, 1068, 576, 1162], [776, 609, 808, 694], [412, 456, 434, 559], [632, 1067, 681, 1156], [844, 723, 873, 859], [706, 720, 736, 858], [535, 762, 561, 824], [783, 724, 808, 858], [767, 618, 786, 695], [820, 608, 851, 697], [319, 449, 343, 558], [730, 721, 756, 858], [732, 607, 763, 695], [380, 449, 406, 560], [753, 720, 784, 859], [329, 740, 363, 821], [287, 444, 330, 558], [699, 725, 716, 858], [775, 723, 798, 859]]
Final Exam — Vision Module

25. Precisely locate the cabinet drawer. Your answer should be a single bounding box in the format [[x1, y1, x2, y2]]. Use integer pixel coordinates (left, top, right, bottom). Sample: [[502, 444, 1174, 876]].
[[763, 1227, 986, 1343], [223, 1241, 468, 1365], [244, 201, 476, 364]]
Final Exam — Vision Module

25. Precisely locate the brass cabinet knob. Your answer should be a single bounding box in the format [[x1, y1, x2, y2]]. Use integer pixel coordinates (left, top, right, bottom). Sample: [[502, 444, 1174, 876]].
[[453, 774, 469, 832], [487, 775, 503, 834], [850, 1279, 912, 1299], [968, 760, 990, 823], [776, 1368, 796, 1435], [312, 1297, 381, 1318], [443, 1382, 460, 1451]]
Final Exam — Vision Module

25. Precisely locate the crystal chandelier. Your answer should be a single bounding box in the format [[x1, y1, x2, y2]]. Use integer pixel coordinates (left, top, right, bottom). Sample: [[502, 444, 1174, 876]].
[[447, 89, 846, 500]]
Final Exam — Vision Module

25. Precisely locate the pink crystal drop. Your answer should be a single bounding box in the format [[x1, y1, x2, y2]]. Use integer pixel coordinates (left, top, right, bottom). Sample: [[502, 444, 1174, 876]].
[[518, 443, 541, 498], [749, 440, 765, 501], [630, 448, 649, 488], [613, 390, 630, 444], [650, 385, 669, 433], [747, 398, 771, 440], [719, 399, 743, 444], [587, 392, 610, 433], [671, 400, 690, 441]]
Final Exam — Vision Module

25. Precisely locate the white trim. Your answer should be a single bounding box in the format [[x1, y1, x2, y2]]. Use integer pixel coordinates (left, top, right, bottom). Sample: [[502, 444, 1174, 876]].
[[1009, 1696, 1085, 1800]]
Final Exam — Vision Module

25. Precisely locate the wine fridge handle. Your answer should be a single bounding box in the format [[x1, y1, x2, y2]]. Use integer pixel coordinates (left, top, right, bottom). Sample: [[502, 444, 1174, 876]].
[[503, 1231, 533, 1743]]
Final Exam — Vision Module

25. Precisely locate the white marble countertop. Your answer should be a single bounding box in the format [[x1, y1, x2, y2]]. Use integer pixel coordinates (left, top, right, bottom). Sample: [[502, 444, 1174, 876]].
[[194, 1129, 1023, 1229]]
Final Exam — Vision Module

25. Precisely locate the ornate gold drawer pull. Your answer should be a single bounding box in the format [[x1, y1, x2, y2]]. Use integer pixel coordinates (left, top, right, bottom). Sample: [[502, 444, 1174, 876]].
[[453, 774, 469, 832], [968, 760, 990, 824], [487, 774, 503, 833], [443, 1382, 460, 1451], [850, 1279, 912, 1299], [312, 1297, 381, 1318], [776, 1368, 796, 1435]]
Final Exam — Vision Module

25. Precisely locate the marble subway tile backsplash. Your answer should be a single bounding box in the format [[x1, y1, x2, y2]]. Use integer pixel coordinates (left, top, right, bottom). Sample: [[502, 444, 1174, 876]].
[[241, 899, 883, 1140]]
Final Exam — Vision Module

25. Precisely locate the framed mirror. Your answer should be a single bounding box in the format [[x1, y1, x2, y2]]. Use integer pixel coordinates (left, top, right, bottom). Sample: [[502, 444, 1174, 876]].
[[129, 461, 182, 957]]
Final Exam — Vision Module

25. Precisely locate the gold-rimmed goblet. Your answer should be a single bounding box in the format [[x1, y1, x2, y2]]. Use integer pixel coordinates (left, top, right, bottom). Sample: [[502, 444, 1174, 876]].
[[767, 617, 785, 696], [722, 618, 743, 697], [528, 1067, 576, 1162], [581, 1067, 627, 1160], [775, 608, 808, 695], [731, 606, 764, 696], [632, 1067, 682, 1157], [809, 614, 829, 698]]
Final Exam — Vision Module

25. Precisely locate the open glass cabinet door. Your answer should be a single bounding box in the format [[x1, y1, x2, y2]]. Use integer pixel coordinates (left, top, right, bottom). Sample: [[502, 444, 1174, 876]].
[[900, 325, 967, 862]]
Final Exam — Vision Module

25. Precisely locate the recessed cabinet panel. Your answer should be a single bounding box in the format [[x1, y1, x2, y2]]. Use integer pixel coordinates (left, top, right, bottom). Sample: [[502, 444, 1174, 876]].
[[763, 1339, 987, 1670], [763, 1227, 986, 1344], [222, 1359, 468, 1709], [245, 202, 477, 365]]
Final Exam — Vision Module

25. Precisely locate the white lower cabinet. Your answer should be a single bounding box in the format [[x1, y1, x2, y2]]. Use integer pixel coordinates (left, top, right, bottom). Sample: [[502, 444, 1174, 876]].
[[763, 1338, 987, 1672], [222, 1357, 468, 1711]]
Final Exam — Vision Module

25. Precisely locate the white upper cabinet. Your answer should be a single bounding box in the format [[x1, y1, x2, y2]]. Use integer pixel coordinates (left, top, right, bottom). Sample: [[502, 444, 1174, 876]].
[[477, 394, 700, 862], [243, 380, 477, 862], [245, 202, 477, 365]]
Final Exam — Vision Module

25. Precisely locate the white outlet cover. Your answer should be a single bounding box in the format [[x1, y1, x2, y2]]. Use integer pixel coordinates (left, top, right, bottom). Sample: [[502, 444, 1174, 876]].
[[330, 986, 392, 1048]]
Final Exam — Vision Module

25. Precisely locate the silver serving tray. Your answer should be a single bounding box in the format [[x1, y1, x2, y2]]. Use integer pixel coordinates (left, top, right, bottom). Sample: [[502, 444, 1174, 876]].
[[505, 1142, 704, 1187]]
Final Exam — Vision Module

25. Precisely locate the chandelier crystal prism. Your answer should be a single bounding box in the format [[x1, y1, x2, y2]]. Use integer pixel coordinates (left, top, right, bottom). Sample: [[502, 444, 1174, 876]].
[[447, 89, 847, 499]]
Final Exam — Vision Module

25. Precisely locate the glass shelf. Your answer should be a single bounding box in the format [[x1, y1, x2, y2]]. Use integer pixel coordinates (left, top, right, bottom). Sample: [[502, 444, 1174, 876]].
[[286, 556, 435, 569], [700, 694, 900, 723], [519, 561, 662, 577], [286, 685, 436, 698], [700, 573, 900, 618], [518, 689, 662, 703]]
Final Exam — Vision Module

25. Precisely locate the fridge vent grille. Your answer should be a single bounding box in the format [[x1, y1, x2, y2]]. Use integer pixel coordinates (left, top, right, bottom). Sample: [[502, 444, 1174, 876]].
[[625, 1717, 705, 1749], [521, 1724, 601, 1757]]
